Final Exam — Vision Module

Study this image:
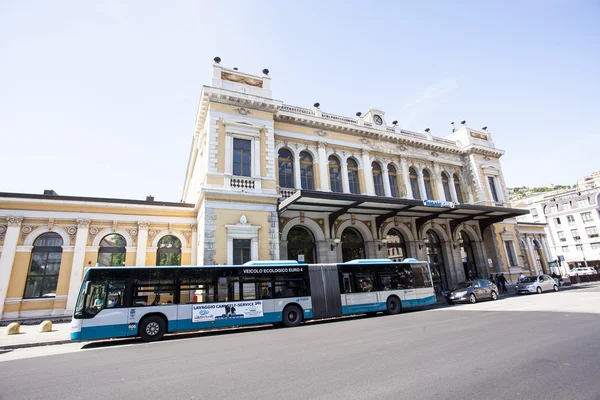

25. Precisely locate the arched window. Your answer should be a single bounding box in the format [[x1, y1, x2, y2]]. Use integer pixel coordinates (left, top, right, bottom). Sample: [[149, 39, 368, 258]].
[[533, 240, 544, 272], [286, 226, 316, 263], [372, 162, 384, 196], [329, 156, 342, 192], [460, 231, 478, 280], [347, 158, 360, 194], [426, 230, 447, 293], [441, 172, 452, 202], [156, 235, 182, 266], [453, 174, 464, 203], [423, 169, 433, 200], [299, 151, 314, 190], [23, 233, 63, 298], [388, 164, 399, 197], [387, 229, 407, 260], [341, 228, 365, 262], [98, 234, 126, 266], [409, 167, 421, 199], [278, 148, 294, 188]]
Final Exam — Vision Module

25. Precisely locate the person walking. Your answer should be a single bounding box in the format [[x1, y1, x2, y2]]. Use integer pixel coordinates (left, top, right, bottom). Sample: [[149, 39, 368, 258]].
[[519, 272, 526, 282], [499, 273, 508, 293]]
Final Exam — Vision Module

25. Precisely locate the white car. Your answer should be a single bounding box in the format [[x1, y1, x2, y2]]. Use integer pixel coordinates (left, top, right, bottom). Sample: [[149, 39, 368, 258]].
[[516, 274, 559, 294], [569, 267, 597, 276]]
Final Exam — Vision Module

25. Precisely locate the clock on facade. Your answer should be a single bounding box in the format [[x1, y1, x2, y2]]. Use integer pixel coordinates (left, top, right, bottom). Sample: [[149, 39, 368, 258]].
[[373, 115, 383, 125]]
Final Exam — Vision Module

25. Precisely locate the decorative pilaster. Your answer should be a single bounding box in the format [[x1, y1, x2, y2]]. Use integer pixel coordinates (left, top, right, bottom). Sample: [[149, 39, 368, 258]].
[[361, 150, 375, 196], [317, 142, 329, 191], [417, 168, 427, 200], [341, 160, 350, 193], [191, 224, 198, 265], [136, 222, 149, 266], [382, 165, 392, 197], [293, 154, 302, 190], [0, 217, 23, 319], [433, 164, 444, 201], [400, 159, 413, 199], [65, 219, 91, 314]]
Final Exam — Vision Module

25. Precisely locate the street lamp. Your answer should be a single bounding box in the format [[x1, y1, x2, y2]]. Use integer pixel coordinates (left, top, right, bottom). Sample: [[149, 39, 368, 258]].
[[378, 238, 389, 251], [330, 237, 341, 251]]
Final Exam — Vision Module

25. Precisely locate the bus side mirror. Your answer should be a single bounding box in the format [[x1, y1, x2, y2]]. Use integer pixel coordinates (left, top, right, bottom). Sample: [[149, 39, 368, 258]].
[[84, 281, 90, 295]]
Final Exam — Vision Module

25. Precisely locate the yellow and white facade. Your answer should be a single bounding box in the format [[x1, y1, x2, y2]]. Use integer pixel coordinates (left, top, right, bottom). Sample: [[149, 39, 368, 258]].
[[0, 61, 551, 320]]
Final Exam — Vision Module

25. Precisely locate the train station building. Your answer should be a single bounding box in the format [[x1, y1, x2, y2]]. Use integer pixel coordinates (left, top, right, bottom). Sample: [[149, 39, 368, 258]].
[[0, 61, 551, 320]]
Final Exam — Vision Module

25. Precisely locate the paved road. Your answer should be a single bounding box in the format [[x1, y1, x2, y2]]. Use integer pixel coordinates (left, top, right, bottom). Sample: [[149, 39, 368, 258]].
[[1, 286, 600, 400]]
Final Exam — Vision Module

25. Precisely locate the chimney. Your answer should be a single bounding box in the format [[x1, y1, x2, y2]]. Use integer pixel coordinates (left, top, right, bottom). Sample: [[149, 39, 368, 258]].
[[146, 195, 154, 202], [43, 189, 58, 196]]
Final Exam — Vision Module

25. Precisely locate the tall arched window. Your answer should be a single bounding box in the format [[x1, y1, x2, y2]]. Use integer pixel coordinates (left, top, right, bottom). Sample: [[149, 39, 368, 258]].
[[372, 162, 384, 196], [409, 167, 421, 199], [347, 158, 360, 194], [387, 229, 407, 260], [329, 155, 342, 192], [441, 172, 452, 202], [426, 230, 447, 293], [98, 234, 126, 266], [533, 240, 544, 272], [278, 148, 294, 188], [299, 151, 314, 190], [423, 169, 433, 200], [388, 164, 399, 197], [341, 228, 365, 262], [286, 226, 316, 263], [23, 233, 63, 298], [156, 235, 182, 266], [453, 174, 464, 203]]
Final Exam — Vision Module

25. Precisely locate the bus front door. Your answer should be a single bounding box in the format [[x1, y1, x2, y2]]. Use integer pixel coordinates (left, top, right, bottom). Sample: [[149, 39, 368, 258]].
[[343, 273, 379, 313]]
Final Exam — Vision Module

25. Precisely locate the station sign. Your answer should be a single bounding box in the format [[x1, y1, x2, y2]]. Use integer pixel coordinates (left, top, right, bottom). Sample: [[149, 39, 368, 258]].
[[422, 199, 460, 208]]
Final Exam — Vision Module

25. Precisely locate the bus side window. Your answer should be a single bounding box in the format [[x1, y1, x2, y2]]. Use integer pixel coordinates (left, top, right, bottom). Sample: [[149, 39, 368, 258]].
[[106, 280, 126, 308], [133, 279, 175, 306], [354, 273, 375, 293], [343, 273, 353, 293], [179, 278, 214, 304]]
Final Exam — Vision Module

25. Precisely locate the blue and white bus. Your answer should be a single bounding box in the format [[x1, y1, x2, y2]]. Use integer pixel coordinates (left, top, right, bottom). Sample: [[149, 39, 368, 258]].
[[70, 258, 435, 342]]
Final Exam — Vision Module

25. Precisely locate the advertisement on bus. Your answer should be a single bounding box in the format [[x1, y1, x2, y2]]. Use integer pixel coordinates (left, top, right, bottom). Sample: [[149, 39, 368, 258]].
[[192, 301, 264, 322]]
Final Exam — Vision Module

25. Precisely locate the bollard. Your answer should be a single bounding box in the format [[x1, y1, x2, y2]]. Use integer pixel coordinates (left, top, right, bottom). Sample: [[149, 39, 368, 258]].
[[39, 320, 53, 333], [6, 322, 20, 335]]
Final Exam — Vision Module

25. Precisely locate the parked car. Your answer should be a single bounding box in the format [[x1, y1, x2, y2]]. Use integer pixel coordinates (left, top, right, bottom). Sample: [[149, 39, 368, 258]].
[[569, 267, 597, 276], [516, 274, 559, 294], [445, 279, 498, 304]]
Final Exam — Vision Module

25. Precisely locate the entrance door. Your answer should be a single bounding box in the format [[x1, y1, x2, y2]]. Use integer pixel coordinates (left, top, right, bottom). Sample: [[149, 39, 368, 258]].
[[426, 230, 447, 297], [341, 228, 365, 262], [286, 226, 317, 263], [460, 232, 478, 280]]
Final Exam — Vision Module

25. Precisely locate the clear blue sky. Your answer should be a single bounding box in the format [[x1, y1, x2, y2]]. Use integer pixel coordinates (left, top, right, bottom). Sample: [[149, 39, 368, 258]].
[[1, 1, 598, 202]]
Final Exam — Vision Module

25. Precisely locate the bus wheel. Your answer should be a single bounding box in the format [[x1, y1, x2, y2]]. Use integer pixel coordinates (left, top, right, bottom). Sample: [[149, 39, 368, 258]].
[[282, 305, 302, 327], [140, 316, 166, 342], [385, 296, 402, 315]]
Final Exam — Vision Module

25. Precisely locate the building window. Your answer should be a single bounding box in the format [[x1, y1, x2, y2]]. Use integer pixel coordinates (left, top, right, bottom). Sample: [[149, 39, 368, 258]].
[[504, 240, 518, 267], [299, 151, 314, 190], [562, 246, 569, 253], [372, 162, 384, 196], [410, 167, 421, 200], [488, 176, 500, 202], [591, 242, 600, 250], [585, 226, 599, 238], [581, 212, 593, 223], [531, 208, 539, 218], [562, 202, 572, 211], [533, 240, 544, 271], [571, 229, 580, 241], [557, 231, 566, 242], [441, 172, 452, 202], [387, 229, 408, 260], [567, 215, 575, 225], [577, 198, 589, 207], [277, 148, 294, 188], [423, 169, 433, 200], [576, 244, 583, 252], [328, 155, 342, 193], [554, 217, 561, 227], [233, 138, 251, 177], [453, 174, 464, 203], [98, 234, 127, 266], [156, 235, 182, 266], [347, 158, 360, 194], [233, 239, 251, 265], [286, 226, 316, 263], [388, 164, 399, 197], [23, 233, 63, 298]]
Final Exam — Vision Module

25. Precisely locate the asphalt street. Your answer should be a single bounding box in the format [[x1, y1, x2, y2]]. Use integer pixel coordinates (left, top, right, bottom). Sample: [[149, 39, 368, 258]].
[[1, 286, 600, 400]]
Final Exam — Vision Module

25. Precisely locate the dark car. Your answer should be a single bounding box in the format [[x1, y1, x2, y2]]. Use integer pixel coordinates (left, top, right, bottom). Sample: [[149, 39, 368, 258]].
[[445, 279, 499, 304]]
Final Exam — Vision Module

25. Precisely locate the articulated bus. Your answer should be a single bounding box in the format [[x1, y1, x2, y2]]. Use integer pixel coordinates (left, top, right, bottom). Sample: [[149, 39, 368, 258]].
[[70, 258, 435, 342]]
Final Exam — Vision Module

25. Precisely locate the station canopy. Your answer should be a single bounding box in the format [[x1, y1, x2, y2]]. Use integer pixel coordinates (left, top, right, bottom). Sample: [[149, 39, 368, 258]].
[[279, 190, 529, 238]]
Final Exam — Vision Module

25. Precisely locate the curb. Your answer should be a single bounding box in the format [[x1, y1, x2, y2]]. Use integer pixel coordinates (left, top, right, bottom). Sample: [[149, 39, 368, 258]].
[[0, 339, 81, 351]]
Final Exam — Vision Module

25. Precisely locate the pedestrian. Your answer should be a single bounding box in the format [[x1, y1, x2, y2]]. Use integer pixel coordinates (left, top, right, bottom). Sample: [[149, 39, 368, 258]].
[[477, 272, 483, 279], [519, 272, 526, 282], [499, 273, 508, 293], [489, 274, 496, 285]]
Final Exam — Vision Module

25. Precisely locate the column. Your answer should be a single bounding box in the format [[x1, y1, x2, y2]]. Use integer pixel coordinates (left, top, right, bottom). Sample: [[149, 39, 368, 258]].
[[191, 224, 198, 265], [400, 159, 413, 199], [252, 136, 261, 178], [433, 165, 444, 201], [382, 166, 391, 197], [293, 155, 302, 189], [449, 170, 459, 203], [361, 150, 375, 196], [341, 160, 350, 193], [225, 132, 233, 175], [317, 142, 329, 191], [0, 217, 23, 319], [65, 219, 91, 314], [417, 169, 427, 200], [136, 222, 149, 266]]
